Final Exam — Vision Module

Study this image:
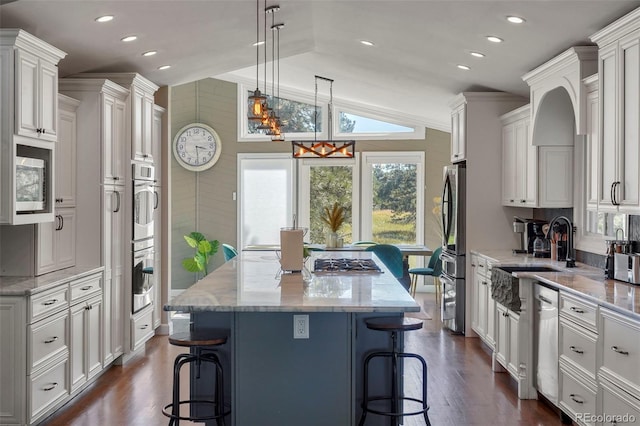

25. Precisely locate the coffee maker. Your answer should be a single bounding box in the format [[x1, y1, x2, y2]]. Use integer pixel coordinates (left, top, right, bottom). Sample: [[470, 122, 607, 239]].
[[513, 217, 549, 255]]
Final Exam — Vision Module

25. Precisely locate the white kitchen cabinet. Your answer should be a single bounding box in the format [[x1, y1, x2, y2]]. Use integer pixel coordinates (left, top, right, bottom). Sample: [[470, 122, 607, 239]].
[[501, 105, 536, 207], [131, 304, 154, 351], [56, 94, 80, 207], [584, 74, 600, 210], [598, 376, 640, 426], [14, 42, 63, 142], [494, 301, 521, 377], [592, 15, 640, 213], [538, 146, 574, 207], [73, 73, 159, 162], [70, 295, 103, 393], [450, 102, 466, 163], [0, 297, 26, 425], [103, 185, 125, 362], [471, 254, 496, 350], [152, 105, 165, 330], [0, 30, 65, 225], [36, 208, 76, 275]]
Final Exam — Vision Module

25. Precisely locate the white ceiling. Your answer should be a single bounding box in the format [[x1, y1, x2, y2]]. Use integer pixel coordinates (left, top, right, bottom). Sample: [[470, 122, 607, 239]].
[[2, 0, 640, 131]]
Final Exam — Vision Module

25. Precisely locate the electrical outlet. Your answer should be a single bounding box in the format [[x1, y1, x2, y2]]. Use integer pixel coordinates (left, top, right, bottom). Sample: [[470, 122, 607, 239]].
[[293, 314, 309, 339]]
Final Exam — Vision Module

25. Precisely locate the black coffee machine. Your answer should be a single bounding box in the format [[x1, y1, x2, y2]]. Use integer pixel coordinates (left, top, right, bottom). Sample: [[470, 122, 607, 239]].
[[513, 217, 549, 255]]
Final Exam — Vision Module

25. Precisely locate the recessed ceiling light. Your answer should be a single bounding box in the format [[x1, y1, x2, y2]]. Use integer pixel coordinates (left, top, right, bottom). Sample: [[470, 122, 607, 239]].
[[158, 65, 171, 70], [457, 64, 471, 70], [506, 16, 525, 24], [121, 35, 137, 42], [142, 51, 157, 57], [360, 40, 375, 47], [252, 41, 265, 47], [486, 36, 503, 43], [95, 15, 114, 23], [470, 51, 485, 58]]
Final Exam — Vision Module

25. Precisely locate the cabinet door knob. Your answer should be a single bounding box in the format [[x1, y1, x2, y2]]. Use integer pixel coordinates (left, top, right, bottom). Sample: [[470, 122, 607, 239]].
[[569, 345, 583, 354], [611, 346, 629, 356], [42, 382, 58, 391], [569, 394, 584, 404]]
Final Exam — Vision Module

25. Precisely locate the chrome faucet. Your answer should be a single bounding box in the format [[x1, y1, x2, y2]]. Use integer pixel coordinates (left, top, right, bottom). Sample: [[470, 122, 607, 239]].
[[545, 215, 576, 268]]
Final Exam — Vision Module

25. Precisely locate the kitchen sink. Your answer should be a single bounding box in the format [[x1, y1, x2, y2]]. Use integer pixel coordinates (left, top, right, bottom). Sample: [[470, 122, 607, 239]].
[[496, 266, 559, 274]]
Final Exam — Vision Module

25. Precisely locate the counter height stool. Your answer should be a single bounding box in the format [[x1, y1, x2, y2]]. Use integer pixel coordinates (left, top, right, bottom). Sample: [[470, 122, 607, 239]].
[[162, 331, 230, 426], [359, 317, 431, 426]]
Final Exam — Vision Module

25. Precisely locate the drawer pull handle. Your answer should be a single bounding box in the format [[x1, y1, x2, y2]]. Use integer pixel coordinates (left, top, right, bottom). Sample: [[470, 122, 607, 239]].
[[478, 264, 484, 268], [44, 336, 58, 344], [569, 307, 585, 314], [80, 285, 92, 291], [140, 324, 149, 330], [611, 346, 629, 355], [569, 346, 583, 354], [42, 383, 58, 391], [482, 281, 487, 286], [42, 299, 58, 306], [569, 394, 584, 404]]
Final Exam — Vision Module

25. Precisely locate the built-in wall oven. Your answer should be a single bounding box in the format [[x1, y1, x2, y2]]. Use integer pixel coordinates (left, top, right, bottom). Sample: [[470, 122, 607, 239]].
[[132, 161, 156, 313], [133, 161, 156, 242]]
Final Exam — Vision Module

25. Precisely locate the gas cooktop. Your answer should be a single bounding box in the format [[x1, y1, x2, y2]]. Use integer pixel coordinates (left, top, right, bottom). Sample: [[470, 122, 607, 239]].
[[313, 258, 382, 273]]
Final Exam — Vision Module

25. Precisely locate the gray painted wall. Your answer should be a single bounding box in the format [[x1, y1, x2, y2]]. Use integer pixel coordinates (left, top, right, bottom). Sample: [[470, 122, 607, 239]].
[[171, 78, 451, 290]]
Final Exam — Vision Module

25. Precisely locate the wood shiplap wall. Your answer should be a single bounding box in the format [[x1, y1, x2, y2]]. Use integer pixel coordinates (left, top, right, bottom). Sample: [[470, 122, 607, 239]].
[[171, 77, 450, 290]]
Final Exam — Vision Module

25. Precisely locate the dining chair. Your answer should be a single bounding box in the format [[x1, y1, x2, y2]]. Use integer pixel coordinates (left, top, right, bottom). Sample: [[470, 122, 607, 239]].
[[365, 244, 407, 290], [408, 247, 443, 300], [222, 243, 238, 262]]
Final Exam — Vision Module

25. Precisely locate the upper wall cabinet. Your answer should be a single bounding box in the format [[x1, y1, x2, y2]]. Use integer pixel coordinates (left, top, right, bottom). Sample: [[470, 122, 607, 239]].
[[501, 105, 574, 208], [449, 101, 466, 163], [73, 73, 159, 163], [583, 74, 600, 211], [591, 8, 640, 213], [0, 29, 66, 225], [522, 46, 597, 138]]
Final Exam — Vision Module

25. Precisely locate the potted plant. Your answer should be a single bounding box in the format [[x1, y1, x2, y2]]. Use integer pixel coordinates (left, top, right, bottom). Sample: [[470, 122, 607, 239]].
[[182, 231, 219, 277], [321, 202, 346, 248]]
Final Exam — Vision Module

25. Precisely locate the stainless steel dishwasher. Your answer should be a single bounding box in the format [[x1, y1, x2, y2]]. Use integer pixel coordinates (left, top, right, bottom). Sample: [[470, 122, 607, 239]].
[[534, 283, 559, 407]]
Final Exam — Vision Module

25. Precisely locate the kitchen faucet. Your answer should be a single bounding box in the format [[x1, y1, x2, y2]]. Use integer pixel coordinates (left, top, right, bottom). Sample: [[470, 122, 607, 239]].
[[545, 216, 576, 268]]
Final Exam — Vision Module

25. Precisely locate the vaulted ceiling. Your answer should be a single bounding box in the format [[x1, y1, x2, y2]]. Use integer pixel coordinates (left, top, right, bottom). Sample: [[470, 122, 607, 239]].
[[2, 0, 639, 131]]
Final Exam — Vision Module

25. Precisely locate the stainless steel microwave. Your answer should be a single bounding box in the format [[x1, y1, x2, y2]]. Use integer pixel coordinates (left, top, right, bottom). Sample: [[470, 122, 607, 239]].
[[15, 156, 46, 211]]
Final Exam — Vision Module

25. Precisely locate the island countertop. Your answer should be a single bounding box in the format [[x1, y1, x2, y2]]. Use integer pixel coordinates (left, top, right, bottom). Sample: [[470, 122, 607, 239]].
[[165, 250, 420, 313]]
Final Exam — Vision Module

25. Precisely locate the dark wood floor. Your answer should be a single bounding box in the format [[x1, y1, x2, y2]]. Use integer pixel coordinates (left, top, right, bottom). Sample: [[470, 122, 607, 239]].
[[42, 292, 566, 426]]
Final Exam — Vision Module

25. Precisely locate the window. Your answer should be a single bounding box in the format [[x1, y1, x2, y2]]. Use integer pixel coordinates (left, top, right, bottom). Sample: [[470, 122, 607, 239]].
[[298, 157, 360, 244], [237, 154, 295, 248], [361, 152, 425, 245], [238, 84, 424, 141]]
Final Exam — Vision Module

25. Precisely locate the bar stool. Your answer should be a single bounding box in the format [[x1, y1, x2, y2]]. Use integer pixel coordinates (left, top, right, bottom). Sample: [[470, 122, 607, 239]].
[[359, 317, 431, 426], [162, 331, 230, 426]]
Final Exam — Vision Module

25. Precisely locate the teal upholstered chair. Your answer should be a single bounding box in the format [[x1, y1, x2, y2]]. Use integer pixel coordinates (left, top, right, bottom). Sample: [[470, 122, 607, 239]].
[[222, 243, 238, 262], [408, 247, 443, 300], [365, 244, 406, 290]]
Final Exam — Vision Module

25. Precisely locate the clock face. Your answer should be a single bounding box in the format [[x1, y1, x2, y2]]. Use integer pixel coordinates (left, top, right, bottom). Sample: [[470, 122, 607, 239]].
[[173, 123, 222, 171]]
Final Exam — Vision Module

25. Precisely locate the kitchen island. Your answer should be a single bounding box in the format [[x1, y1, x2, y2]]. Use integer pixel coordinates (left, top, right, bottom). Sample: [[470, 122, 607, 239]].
[[165, 250, 420, 426]]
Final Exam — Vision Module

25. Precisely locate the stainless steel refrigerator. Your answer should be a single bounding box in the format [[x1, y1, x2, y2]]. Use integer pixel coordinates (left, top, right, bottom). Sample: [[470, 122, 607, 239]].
[[440, 163, 466, 333]]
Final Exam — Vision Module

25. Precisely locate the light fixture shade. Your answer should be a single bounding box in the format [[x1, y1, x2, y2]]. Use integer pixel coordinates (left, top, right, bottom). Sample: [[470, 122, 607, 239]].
[[292, 140, 356, 158], [248, 88, 267, 121]]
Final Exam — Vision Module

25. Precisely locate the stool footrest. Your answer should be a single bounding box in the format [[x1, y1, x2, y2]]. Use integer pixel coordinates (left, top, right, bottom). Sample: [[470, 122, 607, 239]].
[[162, 400, 231, 422], [362, 396, 429, 417]]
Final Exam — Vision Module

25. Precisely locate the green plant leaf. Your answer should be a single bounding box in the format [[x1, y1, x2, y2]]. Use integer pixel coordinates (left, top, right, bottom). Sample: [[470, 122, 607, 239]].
[[208, 240, 220, 256], [189, 231, 206, 242], [182, 258, 202, 272], [198, 240, 212, 255], [184, 235, 198, 248]]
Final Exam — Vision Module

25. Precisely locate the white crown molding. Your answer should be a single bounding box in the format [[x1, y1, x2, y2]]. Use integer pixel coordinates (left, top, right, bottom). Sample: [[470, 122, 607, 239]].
[[59, 78, 130, 98], [590, 6, 640, 47], [0, 28, 67, 64]]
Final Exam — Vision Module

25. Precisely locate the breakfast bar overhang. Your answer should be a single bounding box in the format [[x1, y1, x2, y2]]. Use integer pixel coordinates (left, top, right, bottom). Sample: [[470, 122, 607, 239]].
[[165, 250, 420, 426]]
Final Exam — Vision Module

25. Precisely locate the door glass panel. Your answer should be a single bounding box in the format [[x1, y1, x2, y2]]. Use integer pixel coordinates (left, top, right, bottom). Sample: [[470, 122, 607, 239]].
[[308, 165, 354, 244], [369, 163, 418, 244]]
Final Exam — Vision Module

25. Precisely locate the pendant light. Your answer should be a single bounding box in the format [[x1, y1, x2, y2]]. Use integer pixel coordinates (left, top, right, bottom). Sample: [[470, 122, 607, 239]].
[[292, 76, 356, 158], [268, 14, 285, 141], [248, 0, 267, 122]]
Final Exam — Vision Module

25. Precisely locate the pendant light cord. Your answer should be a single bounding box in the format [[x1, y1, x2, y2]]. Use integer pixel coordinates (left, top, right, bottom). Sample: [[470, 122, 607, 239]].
[[255, 0, 259, 89]]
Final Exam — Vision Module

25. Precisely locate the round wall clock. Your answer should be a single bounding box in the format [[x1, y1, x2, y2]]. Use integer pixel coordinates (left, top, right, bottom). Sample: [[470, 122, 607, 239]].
[[172, 123, 222, 172]]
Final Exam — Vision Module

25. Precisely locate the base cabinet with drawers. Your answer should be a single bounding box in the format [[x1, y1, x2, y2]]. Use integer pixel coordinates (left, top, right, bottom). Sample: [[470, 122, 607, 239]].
[[0, 269, 105, 425], [471, 254, 496, 349]]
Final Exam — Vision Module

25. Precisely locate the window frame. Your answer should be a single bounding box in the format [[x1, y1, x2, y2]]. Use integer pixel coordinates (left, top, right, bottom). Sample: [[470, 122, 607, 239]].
[[236, 153, 297, 249], [360, 151, 425, 244], [333, 102, 425, 140], [297, 155, 361, 243]]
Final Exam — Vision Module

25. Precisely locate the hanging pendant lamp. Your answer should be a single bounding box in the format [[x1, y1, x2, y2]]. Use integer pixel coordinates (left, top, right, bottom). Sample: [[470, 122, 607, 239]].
[[292, 76, 356, 158], [248, 0, 267, 122]]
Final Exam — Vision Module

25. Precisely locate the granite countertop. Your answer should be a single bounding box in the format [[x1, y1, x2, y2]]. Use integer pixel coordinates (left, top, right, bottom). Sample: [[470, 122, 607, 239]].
[[472, 249, 639, 320], [0, 266, 105, 296], [165, 251, 420, 313]]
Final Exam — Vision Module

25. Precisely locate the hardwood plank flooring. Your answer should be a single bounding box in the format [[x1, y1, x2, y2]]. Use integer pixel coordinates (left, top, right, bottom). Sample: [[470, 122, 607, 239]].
[[42, 293, 565, 426]]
